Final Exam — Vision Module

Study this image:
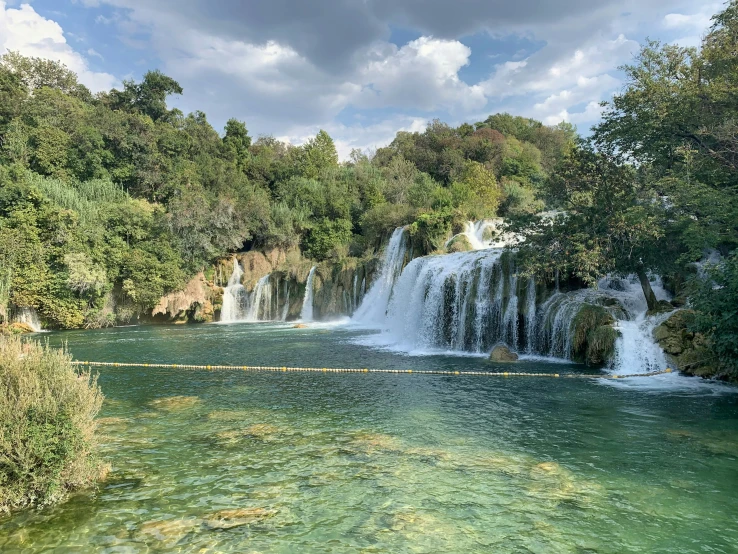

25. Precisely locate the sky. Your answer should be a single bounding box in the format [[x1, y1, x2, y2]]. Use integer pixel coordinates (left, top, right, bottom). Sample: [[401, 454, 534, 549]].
[[0, 0, 722, 158]]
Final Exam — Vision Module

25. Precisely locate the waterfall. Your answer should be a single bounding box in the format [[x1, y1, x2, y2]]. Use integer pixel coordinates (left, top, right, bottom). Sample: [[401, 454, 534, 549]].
[[352, 274, 359, 312], [445, 219, 519, 251], [525, 278, 537, 353], [352, 228, 408, 325], [245, 275, 274, 321], [361, 248, 517, 353], [13, 307, 42, 332], [221, 259, 246, 322], [281, 281, 291, 321], [611, 316, 668, 375], [221, 260, 284, 323], [353, 237, 671, 373], [300, 266, 317, 321]]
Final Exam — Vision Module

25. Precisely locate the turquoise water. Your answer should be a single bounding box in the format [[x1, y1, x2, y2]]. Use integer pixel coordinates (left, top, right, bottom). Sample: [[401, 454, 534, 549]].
[[1, 322, 738, 553]]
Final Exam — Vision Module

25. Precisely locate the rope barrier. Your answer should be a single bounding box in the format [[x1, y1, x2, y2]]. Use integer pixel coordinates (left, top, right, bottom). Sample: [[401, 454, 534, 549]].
[[70, 361, 674, 380]]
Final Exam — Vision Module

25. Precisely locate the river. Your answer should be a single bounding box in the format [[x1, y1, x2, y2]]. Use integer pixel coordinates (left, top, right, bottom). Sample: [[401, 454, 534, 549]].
[[1, 322, 737, 553]]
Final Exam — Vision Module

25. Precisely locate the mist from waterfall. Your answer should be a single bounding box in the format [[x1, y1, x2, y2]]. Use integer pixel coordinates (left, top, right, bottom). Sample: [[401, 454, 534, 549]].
[[300, 266, 317, 321]]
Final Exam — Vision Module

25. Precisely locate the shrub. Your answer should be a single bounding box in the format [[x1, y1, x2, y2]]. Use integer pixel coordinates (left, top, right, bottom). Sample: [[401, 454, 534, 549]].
[[0, 337, 105, 514]]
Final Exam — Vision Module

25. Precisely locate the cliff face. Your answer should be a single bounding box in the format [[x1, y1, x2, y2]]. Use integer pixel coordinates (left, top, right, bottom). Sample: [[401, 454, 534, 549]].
[[148, 272, 219, 324], [150, 247, 382, 324]]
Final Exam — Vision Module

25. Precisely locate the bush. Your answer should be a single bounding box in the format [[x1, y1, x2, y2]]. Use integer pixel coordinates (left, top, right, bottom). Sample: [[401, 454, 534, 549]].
[[0, 337, 105, 514], [691, 252, 738, 379]]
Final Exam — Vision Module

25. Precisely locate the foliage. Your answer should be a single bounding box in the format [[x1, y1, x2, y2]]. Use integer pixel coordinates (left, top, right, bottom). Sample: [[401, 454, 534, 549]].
[[0, 50, 578, 327], [691, 253, 738, 378], [0, 337, 105, 514]]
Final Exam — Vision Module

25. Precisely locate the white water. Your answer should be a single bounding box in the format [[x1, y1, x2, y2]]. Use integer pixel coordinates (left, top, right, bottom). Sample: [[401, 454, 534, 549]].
[[300, 267, 317, 322], [352, 228, 408, 325], [220, 260, 282, 322], [220, 259, 245, 322], [355, 248, 517, 353], [352, 234, 675, 377], [612, 315, 668, 375], [445, 219, 519, 251], [13, 306, 42, 332], [245, 275, 274, 321]]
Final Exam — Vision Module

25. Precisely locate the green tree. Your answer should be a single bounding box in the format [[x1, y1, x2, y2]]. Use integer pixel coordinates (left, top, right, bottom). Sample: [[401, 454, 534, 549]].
[[109, 70, 183, 122]]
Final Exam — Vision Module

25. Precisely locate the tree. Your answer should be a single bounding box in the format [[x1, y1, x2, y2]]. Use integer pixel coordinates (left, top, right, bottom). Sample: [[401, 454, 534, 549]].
[[109, 70, 183, 122], [223, 118, 251, 170], [0, 51, 86, 97], [300, 130, 339, 179], [512, 145, 668, 310]]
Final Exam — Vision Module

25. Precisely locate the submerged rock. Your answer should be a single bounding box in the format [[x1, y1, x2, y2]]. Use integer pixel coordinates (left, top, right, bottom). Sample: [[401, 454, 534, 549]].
[[138, 518, 200, 543], [149, 395, 200, 411], [489, 345, 519, 362], [349, 432, 402, 453], [203, 507, 276, 529], [293, 323, 308, 329]]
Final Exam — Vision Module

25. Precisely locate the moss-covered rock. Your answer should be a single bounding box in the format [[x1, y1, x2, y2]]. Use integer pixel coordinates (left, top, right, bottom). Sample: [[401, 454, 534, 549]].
[[489, 344, 519, 362], [446, 234, 473, 253], [571, 304, 618, 366], [654, 310, 716, 377]]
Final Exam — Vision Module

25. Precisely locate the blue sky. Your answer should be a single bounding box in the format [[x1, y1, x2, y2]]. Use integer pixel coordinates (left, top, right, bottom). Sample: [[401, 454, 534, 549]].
[[0, 0, 722, 158]]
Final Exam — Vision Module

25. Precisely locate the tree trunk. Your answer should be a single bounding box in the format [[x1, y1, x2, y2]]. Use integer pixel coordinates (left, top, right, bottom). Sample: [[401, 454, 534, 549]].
[[637, 269, 657, 312]]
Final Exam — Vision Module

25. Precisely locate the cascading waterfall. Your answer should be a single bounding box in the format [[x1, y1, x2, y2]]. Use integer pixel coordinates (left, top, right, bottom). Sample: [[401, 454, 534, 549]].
[[359, 248, 522, 353], [353, 225, 671, 373], [245, 275, 274, 321], [352, 228, 408, 325], [445, 219, 518, 250], [300, 266, 317, 321], [220, 259, 284, 323], [13, 307, 42, 332], [525, 278, 536, 354], [221, 259, 246, 322]]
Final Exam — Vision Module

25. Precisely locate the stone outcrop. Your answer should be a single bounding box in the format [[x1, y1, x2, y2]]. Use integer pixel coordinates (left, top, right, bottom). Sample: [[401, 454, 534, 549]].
[[446, 235, 473, 253], [489, 344, 519, 362], [654, 310, 715, 377], [150, 272, 219, 324]]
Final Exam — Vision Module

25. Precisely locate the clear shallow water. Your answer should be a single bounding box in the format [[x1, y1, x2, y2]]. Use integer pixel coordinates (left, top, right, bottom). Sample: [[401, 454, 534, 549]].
[[2, 323, 738, 553]]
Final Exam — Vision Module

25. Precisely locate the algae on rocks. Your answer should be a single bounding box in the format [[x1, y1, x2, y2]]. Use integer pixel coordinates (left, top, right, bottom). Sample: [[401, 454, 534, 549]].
[[571, 304, 618, 366], [654, 310, 716, 378]]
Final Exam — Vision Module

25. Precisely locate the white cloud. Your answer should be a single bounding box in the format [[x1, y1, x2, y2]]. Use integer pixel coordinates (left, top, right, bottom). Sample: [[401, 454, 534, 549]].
[[87, 47, 103, 59], [355, 37, 486, 113], [0, 1, 117, 91]]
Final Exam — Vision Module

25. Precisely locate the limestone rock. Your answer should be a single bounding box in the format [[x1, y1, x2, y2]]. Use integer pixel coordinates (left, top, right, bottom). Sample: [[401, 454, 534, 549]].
[[446, 234, 473, 253], [489, 344, 519, 362]]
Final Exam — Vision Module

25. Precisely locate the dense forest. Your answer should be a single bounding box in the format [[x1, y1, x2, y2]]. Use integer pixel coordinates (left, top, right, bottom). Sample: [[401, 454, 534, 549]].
[[0, 1, 737, 377]]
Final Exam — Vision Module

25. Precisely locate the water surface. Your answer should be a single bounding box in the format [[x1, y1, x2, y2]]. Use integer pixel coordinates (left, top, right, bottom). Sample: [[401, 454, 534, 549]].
[[1, 323, 737, 553]]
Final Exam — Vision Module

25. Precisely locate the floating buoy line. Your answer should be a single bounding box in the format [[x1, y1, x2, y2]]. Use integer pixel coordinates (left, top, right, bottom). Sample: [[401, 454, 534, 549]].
[[71, 361, 673, 379]]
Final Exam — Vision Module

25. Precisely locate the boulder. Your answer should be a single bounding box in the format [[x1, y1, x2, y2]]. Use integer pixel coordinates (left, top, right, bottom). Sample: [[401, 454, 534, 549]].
[[489, 345, 518, 362], [446, 235, 473, 253]]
